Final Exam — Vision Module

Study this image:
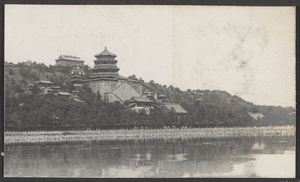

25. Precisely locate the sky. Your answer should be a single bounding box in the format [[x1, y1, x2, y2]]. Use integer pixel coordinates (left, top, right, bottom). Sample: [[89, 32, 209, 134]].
[[5, 5, 295, 107]]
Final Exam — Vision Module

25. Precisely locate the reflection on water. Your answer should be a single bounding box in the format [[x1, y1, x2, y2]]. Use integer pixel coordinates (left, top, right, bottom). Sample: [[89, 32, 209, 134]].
[[4, 136, 295, 178]]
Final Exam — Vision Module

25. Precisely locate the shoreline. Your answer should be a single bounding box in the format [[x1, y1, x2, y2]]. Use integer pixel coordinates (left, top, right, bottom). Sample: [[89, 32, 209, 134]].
[[4, 126, 295, 144]]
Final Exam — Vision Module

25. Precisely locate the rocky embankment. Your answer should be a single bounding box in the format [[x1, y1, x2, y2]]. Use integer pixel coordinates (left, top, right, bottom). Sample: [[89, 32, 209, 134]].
[[4, 126, 295, 144]]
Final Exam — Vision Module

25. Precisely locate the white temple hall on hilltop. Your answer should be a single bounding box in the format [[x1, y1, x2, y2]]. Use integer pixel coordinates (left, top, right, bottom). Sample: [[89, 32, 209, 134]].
[[87, 47, 155, 103], [55, 55, 85, 75]]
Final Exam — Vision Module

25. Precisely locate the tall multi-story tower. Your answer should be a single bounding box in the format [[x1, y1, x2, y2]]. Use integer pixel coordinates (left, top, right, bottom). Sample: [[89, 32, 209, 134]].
[[91, 47, 119, 80], [88, 47, 156, 103]]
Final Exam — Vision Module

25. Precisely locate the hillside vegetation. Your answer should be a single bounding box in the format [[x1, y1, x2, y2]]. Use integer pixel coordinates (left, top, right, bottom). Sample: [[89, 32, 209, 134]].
[[4, 62, 295, 131]]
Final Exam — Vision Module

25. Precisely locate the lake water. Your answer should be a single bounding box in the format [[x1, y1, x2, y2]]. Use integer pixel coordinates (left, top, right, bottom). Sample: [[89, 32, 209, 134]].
[[4, 136, 295, 178]]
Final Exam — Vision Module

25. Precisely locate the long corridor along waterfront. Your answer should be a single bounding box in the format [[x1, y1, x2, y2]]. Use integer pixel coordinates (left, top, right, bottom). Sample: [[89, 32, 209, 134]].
[[4, 136, 295, 178], [4, 126, 295, 144]]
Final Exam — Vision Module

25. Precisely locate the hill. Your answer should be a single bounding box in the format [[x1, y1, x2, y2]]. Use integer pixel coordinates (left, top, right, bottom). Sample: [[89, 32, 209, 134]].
[[4, 62, 295, 131], [146, 80, 295, 127], [5, 62, 71, 96]]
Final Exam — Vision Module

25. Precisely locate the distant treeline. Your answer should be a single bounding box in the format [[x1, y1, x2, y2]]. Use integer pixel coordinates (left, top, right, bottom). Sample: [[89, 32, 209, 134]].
[[4, 63, 295, 131], [146, 81, 295, 127]]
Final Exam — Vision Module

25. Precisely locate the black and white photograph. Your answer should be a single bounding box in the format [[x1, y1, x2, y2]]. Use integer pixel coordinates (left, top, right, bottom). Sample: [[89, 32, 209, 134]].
[[3, 5, 296, 178]]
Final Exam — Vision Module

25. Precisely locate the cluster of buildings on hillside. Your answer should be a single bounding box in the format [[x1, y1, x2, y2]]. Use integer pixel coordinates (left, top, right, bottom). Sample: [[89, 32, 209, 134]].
[[28, 80, 84, 102], [28, 47, 187, 116]]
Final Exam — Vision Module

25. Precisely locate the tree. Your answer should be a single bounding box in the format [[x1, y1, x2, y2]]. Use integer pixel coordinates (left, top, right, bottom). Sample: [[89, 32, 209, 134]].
[[6, 113, 22, 131], [127, 74, 137, 80], [31, 84, 41, 95], [63, 81, 75, 92], [14, 83, 23, 94], [139, 77, 144, 82], [168, 85, 174, 91], [96, 91, 102, 101], [7, 68, 14, 75]]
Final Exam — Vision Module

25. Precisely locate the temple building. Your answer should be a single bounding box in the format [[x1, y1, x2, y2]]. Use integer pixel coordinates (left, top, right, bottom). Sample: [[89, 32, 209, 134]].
[[55, 55, 86, 84], [128, 96, 155, 115], [55, 55, 85, 76], [88, 47, 155, 103], [90, 47, 119, 80], [162, 103, 188, 114], [162, 102, 188, 121], [52, 47, 187, 116], [56, 55, 85, 68]]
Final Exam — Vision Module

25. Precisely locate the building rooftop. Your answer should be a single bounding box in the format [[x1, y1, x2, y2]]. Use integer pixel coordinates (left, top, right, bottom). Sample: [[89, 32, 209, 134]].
[[51, 86, 61, 89], [38, 80, 53, 84], [117, 76, 128, 80], [56, 55, 84, 62], [58, 92, 71, 96], [248, 112, 264, 120], [95, 47, 117, 57], [163, 103, 188, 114], [158, 94, 166, 98], [130, 97, 154, 103]]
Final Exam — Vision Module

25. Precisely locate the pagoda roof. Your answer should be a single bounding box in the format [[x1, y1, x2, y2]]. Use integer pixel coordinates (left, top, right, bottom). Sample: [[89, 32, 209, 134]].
[[95, 47, 116, 57], [117, 76, 128, 80], [163, 103, 187, 114], [37, 80, 53, 84], [58, 92, 71, 96], [129, 97, 154, 103], [126, 78, 141, 83], [56, 55, 84, 62], [88, 77, 119, 82]]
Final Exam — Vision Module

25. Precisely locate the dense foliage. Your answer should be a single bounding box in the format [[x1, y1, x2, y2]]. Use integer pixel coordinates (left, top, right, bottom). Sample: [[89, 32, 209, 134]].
[[4, 86, 186, 131], [4, 63, 295, 131], [147, 81, 295, 127]]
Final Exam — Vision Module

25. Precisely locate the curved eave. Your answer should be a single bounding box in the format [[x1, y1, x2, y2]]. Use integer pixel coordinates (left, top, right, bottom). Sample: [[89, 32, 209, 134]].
[[127, 78, 142, 83], [92, 68, 120, 72], [93, 64, 119, 68], [91, 72, 119, 76], [87, 77, 119, 82], [94, 60, 118, 64], [94, 54, 116, 58], [56, 59, 85, 63]]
